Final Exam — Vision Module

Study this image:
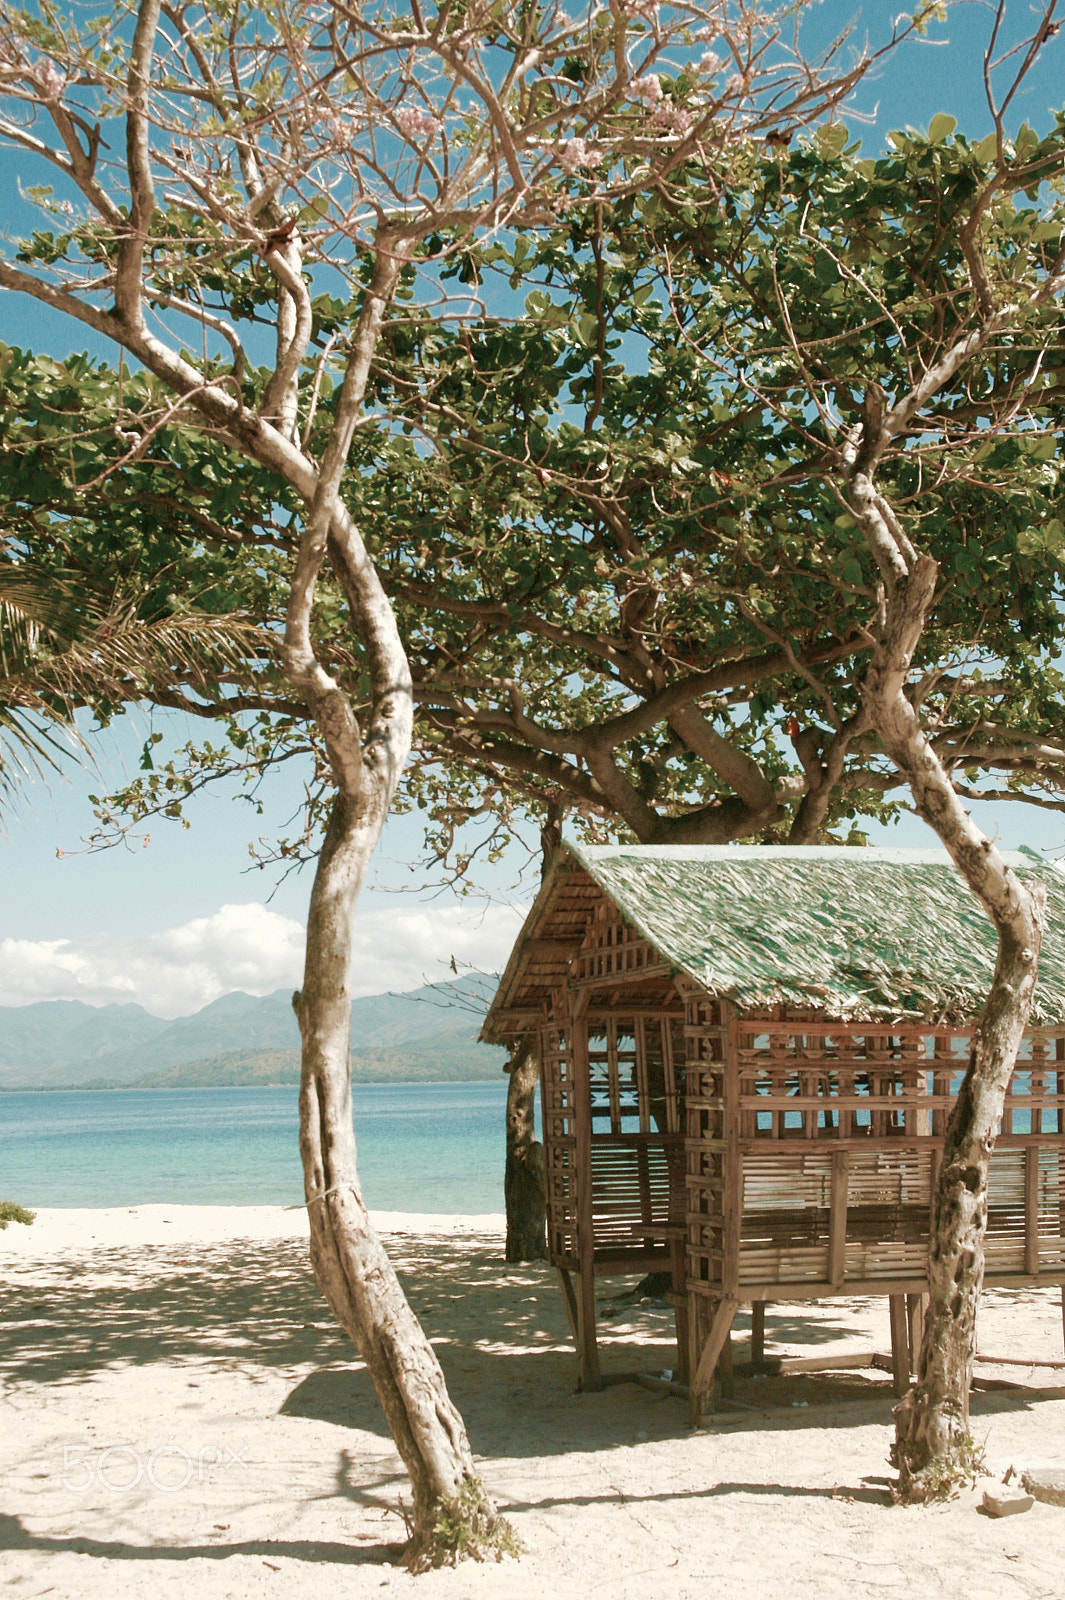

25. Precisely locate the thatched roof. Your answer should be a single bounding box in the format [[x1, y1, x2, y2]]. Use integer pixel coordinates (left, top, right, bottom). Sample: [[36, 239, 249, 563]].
[[483, 843, 1065, 1038]]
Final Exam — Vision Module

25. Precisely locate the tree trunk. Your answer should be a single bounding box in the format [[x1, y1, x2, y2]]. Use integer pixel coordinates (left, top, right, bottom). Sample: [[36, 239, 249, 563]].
[[894, 919, 1042, 1493], [856, 557, 1046, 1498], [295, 794, 515, 1568], [504, 1042, 547, 1262], [278, 237, 515, 1566]]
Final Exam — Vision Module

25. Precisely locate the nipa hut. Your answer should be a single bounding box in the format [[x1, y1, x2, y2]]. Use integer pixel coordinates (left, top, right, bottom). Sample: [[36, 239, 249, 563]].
[[482, 844, 1065, 1417]]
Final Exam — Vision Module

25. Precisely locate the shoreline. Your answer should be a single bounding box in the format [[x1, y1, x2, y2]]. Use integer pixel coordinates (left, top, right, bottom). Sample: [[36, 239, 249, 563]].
[[0, 1204, 506, 1254], [0, 1077, 505, 1092]]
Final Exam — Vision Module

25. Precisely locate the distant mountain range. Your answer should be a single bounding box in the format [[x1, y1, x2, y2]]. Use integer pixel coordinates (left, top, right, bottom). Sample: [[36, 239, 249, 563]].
[[0, 974, 506, 1089]]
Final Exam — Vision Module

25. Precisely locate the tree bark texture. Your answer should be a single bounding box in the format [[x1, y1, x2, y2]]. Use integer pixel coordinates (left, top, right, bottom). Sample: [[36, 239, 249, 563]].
[[857, 553, 1046, 1497], [278, 249, 511, 1562], [504, 1042, 547, 1262], [296, 799, 488, 1565], [893, 919, 1042, 1491], [86, 34, 507, 1542]]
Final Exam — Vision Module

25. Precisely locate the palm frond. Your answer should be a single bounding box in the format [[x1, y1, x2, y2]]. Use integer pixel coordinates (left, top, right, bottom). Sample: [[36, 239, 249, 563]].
[[0, 554, 269, 805]]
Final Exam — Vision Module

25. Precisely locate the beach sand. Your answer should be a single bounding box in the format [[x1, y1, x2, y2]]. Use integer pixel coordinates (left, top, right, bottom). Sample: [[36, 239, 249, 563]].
[[2, 1206, 1065, 1599]]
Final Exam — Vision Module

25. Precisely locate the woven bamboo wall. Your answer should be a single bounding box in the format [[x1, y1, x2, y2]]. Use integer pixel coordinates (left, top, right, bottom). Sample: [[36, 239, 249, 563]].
[[540, 1015, 578, 1269], [681, 1013, 1065, 1298], [541, 1001, 688, 1272]]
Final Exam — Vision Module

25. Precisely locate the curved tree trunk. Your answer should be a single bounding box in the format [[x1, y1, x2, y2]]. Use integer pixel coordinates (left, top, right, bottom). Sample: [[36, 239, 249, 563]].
[[504, 1041, 547, 1262], [277, 238, 514, 1567], [893, 920, 1042, 1490], [296, 795, 498, 1566], [856, 552, 1046, 1498]]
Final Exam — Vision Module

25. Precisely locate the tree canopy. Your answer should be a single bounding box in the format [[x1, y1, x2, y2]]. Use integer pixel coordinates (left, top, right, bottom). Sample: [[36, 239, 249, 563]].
[[47, 107, 1065, 876]]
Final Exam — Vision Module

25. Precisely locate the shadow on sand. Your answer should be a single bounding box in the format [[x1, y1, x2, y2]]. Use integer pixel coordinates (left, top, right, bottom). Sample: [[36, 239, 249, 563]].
[[3, 1233, 1062, 1466]]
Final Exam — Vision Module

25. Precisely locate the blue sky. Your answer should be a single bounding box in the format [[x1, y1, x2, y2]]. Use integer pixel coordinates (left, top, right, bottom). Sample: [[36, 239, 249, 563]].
[[1, 2, 1064, 1015]]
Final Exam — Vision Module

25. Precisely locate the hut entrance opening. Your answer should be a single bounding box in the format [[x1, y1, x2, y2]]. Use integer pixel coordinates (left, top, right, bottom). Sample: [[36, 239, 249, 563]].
[[541, 1007, 690, 1390]]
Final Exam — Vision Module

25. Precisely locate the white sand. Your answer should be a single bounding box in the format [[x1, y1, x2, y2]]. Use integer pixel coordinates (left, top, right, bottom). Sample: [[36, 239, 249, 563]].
[[2, 1207, 1065, 1599]]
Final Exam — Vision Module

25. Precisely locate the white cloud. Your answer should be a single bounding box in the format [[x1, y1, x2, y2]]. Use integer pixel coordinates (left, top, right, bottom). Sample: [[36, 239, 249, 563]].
[[0, 899, 529, 1017], [345, 901, 528, 1000]]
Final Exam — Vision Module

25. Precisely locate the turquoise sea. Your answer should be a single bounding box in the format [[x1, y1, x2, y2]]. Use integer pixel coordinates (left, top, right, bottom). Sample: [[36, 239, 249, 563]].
[[0, 1082, 521, 1212]]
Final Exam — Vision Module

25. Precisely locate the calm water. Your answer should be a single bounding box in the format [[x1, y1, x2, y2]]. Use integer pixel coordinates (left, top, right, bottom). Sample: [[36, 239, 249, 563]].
[[0, 1082, 521, 1211]]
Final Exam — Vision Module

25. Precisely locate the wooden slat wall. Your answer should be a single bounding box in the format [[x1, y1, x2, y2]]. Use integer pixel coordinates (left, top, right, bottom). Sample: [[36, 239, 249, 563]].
[[541, 1002, 689, 1273], [540, 1014, 578, 1268], [713, 1018, 1065, 1292]]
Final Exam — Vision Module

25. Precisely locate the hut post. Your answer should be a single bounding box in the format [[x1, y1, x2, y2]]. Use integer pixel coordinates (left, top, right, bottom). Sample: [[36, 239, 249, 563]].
[[722, 999, 743, 1304], [568, 982, 602, 1390], [686, 995, 741, 1419]]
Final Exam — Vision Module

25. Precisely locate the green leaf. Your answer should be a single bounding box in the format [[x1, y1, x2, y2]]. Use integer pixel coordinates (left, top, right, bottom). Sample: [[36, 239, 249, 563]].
[[298, 196, 330, 222], [816, 123, 848, 154], [928, 113, 956, 145]]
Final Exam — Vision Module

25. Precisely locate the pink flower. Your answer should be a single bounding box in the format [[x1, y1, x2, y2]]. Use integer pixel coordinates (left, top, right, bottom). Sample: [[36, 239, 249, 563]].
[[629, 73, 663, 105], [394, 104, 442, 141], [39, 62, 65, 100], [651, 102, 692, 135], [625, 1, 659, 18], [698, 51, 722, 76], [559, 137, 600, 173]]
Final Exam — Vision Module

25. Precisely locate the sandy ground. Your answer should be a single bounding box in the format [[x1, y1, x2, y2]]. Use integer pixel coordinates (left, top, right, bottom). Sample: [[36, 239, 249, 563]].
[[2, 1207, 1065, 1600]]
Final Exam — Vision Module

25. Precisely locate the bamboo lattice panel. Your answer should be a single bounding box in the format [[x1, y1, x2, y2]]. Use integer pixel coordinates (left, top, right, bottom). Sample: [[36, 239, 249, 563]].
[[586, 1014, 687, 1261], [684, 995, 728, 1293], [539, 1020, 578, 1267], [735, 1024, 1065, 1143], [540, 1009, 688, 1273], [571, 904, 673, 991], [718, 1020, 1065, 1290]]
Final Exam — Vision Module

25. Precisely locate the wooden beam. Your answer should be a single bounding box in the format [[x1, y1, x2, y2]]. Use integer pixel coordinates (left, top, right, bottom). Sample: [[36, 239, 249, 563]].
[[570, 987, 601, 1391], [889, 1295, 911, 1397], [688, 1296, 738, 1424], [907, 1292, 928, 1372], [722, 1003, 742, 1297], [779, 1351, 881, 1374], [1025, 1147, 1041, 1276], [556, 1267, 579, 1345], [522, 939, 585, 960], [751, 1300, 766, 1368], [670, 1231, 690, 1383], [828, 1151, 850, 1290]]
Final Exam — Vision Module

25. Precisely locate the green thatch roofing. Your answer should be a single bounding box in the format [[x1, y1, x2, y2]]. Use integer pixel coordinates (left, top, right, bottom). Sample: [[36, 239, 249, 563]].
[[542, 844, 1065, 1024]]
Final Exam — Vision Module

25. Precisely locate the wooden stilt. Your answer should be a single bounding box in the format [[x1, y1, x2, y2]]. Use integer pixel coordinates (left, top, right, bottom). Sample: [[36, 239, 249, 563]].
[[688, 1295, 738, 1424], [718, 1329, 735, 1396], [570, 990, 602, 1392], [751, 1300, 766, 1368], [669, 1233, 690, 1382], [576, 1262, 601, 1391], [906, 1291, 928, 1373], [889, 1294, 911, 1396], [688, 1288, 708, 1397], [556, 1266, 579, 1344]]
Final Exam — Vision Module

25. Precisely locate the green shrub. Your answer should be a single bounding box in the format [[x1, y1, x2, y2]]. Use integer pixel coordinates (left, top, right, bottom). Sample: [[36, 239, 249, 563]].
[[0, 1200, 36, 1230]]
